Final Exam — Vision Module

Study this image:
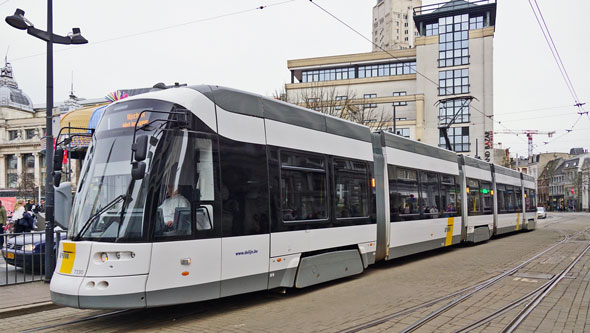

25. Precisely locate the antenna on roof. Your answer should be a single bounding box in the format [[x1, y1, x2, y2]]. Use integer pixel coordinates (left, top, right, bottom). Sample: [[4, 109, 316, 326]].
[[69, 71, 77, 100]]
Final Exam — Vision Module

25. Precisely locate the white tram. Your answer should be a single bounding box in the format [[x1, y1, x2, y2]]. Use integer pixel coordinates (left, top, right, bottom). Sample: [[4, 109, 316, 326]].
[[50, 86, 536, 309]]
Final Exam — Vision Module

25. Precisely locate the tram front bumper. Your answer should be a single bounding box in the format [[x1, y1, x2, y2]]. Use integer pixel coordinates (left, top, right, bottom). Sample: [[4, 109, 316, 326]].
[[50, 273, 148, 309]]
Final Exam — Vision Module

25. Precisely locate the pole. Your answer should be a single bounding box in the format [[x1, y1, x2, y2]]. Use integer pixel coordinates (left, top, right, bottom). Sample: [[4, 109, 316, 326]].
[[44, 0, 55, 281], [393, 104, 397, 134]]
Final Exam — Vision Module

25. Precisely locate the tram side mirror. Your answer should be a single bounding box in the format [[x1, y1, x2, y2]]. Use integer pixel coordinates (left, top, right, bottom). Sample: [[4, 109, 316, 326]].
[[131, 162, 146, 180], [53, 171, 62, 187], [53, 147, 64, 171], [132, 135, 149, 162]]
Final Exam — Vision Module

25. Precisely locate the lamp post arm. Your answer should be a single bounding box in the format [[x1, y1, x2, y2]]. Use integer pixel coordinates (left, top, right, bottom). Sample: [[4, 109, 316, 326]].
[[27, 26, 72, 44]]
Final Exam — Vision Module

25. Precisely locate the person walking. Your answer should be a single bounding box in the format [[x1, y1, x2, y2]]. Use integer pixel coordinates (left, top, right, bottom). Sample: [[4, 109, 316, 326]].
[[0, 200, 6, 249]]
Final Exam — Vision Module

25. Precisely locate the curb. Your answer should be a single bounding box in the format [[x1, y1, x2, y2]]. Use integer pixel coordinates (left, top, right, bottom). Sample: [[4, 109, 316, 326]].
[[0, 301, 61, 319]]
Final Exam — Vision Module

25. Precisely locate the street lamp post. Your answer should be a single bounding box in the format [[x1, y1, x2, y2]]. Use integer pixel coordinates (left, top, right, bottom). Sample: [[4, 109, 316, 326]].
[[5, 2, 87, 281]]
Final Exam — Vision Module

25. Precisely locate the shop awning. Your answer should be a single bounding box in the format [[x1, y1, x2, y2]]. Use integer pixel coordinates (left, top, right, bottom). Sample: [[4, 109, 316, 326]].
[[58, 104, 106, 147], [40, 103, 108, 151]]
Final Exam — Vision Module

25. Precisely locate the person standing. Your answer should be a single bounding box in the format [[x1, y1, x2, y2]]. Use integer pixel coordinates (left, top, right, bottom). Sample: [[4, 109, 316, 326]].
[[12, 199, 26, 233], [0, 200, 6, 249]]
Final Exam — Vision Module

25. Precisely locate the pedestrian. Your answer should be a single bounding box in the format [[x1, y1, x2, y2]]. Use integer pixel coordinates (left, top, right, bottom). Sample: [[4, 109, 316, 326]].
[[25, 199, 33, 212], [0, 200, 6, 249], [12, 199, 35, 233]]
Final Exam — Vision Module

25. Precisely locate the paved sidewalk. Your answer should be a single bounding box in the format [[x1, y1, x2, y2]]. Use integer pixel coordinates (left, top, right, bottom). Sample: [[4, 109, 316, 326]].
[[0, 281, 58, 318]]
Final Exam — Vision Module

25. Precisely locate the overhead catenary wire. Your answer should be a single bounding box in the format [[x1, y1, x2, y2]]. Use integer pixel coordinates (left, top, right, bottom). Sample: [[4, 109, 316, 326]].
[[529, 0, 586, 114], [7, 0, 298, 62]]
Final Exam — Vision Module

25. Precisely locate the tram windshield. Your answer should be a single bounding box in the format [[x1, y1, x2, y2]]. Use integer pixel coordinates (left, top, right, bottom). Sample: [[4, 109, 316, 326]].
[[68, 99, 173, 242]]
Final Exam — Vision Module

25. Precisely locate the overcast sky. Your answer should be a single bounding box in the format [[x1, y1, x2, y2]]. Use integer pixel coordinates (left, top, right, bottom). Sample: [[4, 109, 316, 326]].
[[1, 0, 588, 157]]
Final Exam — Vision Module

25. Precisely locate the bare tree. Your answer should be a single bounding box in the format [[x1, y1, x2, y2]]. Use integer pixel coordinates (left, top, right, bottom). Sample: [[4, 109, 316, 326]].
[[16, 171, 37, 201], [287, 84, 393, 131]]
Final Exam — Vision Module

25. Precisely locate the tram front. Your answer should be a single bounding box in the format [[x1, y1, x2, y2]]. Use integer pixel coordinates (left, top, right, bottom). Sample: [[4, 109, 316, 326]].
[[50, 91, 218, 309]]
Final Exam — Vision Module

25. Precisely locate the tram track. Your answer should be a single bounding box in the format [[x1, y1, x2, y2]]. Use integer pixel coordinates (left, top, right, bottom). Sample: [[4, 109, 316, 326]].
[[339, 217, 587, 333], [452, 240, 590, 333], [21, 309, 134, 332], [22, 216, 585, 333]]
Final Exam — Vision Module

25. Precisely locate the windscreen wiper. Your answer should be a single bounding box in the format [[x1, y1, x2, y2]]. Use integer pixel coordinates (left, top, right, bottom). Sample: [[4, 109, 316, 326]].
[[74, 194, 128, 241]]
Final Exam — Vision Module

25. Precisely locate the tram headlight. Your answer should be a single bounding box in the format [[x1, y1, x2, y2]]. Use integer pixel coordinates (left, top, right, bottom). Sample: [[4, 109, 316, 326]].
[[100, 252, 109, 262]]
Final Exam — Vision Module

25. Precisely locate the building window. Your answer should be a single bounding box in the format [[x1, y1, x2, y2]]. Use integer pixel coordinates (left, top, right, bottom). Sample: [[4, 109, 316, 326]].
[[25, 129, 36, 140], [358, 61, 416, 79], [6, 155, 18, 188], [439, 98, 470, 124], [426, 23, 439, 36], [301, 67, 356, 83], [439, 69, 469, 96], [335, 96, 347, 110], [8, 130, 19, 141], [394, 128, 410, 138], [363, 94, 377, 109], [393, 91, 408, 106], [439, 127, 470, 152], [438, 14, 469, 67], [306, 98, 320, 111], [469, 16, 484, 30]]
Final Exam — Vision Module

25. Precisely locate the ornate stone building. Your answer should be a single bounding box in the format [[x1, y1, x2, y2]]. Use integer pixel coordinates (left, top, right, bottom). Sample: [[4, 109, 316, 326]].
[[0, 59, 46, 198]]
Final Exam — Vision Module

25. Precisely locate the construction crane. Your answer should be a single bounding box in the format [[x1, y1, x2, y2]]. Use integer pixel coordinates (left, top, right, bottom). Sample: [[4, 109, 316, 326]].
[[494, 129, 556, 158]]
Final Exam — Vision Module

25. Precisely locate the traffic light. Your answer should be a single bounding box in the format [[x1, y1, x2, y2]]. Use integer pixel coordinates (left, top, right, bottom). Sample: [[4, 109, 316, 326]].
[[571, 187, 575, 195]]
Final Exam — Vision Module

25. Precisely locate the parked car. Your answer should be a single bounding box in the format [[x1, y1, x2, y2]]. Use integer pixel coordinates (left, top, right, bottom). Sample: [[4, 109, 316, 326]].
[[1, 227, 66, 272], [536, 206, 547, 219]]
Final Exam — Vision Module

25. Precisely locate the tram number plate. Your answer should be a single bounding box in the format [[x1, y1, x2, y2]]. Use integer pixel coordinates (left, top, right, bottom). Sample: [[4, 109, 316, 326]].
[[5, 252, 14, 259]]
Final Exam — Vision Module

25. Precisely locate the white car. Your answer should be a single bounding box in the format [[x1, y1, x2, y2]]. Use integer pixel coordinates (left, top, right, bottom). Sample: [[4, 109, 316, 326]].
[[536, 207, 547, 219]]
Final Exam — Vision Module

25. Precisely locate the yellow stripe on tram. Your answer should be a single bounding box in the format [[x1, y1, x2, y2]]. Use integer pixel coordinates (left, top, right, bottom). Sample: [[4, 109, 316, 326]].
[[445, 217, 455, 246], [59, 243, 76, 275], [516, 212, 521, 231]]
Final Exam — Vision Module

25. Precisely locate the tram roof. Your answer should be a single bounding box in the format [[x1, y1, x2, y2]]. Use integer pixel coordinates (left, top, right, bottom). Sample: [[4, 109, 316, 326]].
[[494, 164, 522, 178], [463, 155, 491, 171], [191, 85, 372, 143], [522, 174, 535, 183], [377, 131, 458, 163]]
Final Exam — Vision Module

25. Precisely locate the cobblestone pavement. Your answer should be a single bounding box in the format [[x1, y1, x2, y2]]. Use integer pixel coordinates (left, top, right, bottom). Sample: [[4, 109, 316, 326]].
[[3, 213, 589, 333]]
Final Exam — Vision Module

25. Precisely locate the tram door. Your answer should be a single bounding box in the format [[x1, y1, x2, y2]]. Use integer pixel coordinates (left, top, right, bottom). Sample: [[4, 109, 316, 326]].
[[218, 135, 271, 297], [146, 132, 223, 306]]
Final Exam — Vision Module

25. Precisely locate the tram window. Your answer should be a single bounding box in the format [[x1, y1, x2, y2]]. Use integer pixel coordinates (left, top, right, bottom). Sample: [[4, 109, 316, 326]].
[[440, 174, 459, 217], [515, 187, 523, 213], [280, 152, 328, 222], [525, 188, 536, 212], [467, 178, 481, 216], [154, 132, 215, 239], [496, 184, 506, 213], [419, 172, 441, 218], [334, 159, 369, 218], [389, 166, 419, 222], [480, 181, 492, 215], [503, 185, 516, 213]]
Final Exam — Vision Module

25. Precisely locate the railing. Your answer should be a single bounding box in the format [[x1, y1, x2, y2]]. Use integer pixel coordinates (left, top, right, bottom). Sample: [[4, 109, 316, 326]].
[[0, 230, 60, 286], [413, 0, 495, 16]]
